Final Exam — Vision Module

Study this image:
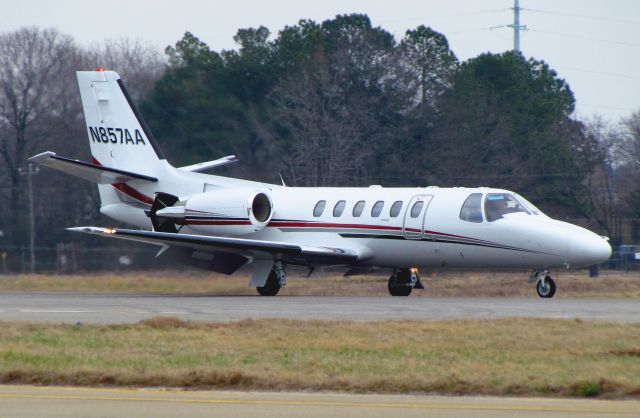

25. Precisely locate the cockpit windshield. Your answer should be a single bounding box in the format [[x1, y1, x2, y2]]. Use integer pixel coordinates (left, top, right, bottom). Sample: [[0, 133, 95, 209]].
[[485, 193, 530, 222], [514, 193, 544, 216]]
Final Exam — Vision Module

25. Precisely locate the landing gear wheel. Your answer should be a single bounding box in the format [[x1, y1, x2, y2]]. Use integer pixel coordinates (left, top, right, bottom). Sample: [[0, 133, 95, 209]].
[[536, 276, 556, 298], [388, 270, 413, 297], [388, 283, 412, 297], [257, 270, 280, 296]]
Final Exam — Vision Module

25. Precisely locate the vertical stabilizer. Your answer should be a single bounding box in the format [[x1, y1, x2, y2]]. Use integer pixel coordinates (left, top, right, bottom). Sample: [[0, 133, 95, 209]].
[[77, 70, 165, 206], [77, 70, 165, 172]]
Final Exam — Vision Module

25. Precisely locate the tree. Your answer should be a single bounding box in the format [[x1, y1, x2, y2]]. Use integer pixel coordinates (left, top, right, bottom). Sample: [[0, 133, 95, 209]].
[[271, 61, 376, 186], [86, 38, 165, 102], [583, 116, 624, 240], [0, 27, 81, 246], [428, 51, 598, 215], [397, 25, 458, 115], [270, 14, 407, 186], [618, 110, 640, 239], [382, 26, 459, 186], [144, 31, 279, 179]]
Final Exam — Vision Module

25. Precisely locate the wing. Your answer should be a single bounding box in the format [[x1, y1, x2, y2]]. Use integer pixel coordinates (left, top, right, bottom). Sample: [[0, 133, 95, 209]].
[[68, 227, 360, 268], [178, 155, 239, 173], [29, 151, 157, 184]]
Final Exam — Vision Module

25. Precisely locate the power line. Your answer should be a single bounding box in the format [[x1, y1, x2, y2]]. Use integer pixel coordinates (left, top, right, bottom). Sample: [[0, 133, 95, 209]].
[[530, 28, 640, 48], [377, 8, 509, 24], [449, 27, 494, 35], [576, 103, 637, 112], [554, 66, 640, 81], [522, 7, 640, 26]]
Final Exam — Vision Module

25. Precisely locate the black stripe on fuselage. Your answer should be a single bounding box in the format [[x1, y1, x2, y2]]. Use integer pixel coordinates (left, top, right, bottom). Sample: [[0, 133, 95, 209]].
[[183, 215, 549, 255], [338, 233, 545, 254]]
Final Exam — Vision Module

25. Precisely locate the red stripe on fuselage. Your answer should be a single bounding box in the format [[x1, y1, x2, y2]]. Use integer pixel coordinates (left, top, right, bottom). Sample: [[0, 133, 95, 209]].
[[92, 156, 154, 205], [185, 219, 422, 233], [185, 219, 488, 243], [111, 182, 154, 205]]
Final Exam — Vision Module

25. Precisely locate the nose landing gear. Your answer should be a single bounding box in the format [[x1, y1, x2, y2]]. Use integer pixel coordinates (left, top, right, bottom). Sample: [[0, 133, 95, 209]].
[[531, 270, 556, 298]]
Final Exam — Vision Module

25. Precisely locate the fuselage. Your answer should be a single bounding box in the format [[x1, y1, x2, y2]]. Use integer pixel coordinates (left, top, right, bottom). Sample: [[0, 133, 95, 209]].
[[102, 167, 612, 271]]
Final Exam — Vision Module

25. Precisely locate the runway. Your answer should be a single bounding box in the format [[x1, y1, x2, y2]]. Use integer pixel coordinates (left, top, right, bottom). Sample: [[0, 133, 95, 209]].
[[0, 293, 638, 323], [1, 385, 639, 418]]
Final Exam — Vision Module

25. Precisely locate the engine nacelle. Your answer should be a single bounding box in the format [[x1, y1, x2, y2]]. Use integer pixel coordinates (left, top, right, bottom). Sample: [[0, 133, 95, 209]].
[[184, 189, 274, 235]]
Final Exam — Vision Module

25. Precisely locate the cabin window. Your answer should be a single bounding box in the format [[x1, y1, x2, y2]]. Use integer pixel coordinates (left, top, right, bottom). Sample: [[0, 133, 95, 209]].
[[460, 193, 483, 223], [410, 201, 424, 218], [389, 201, 403, 217], [352, 200, 365, 217], [333, 200, 346, 217], [313, 200, 326, 217], [485, 193, 531, 222], [371, 201, 384, 217]]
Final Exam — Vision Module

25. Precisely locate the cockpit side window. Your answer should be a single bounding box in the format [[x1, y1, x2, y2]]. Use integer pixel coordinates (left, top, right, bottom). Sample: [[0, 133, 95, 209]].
[[485, 193, 530, 222], [460, 193, 483, 223]]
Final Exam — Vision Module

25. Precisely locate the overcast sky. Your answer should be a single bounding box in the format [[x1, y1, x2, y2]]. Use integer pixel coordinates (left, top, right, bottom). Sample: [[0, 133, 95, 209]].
[[1, 0, 638, 122]]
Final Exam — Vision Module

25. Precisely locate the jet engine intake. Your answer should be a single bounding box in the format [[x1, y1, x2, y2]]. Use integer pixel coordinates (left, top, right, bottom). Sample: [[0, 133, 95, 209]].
[[184, 189, 274, 235]]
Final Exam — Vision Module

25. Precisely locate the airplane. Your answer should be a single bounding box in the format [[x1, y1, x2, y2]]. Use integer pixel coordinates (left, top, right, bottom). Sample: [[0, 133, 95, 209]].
[[29, 70, 612, 297]]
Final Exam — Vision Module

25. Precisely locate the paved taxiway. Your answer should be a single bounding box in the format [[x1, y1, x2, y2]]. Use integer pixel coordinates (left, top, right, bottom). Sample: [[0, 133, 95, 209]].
[[1, 386, 639, 418], [0, 293, 638, 323]]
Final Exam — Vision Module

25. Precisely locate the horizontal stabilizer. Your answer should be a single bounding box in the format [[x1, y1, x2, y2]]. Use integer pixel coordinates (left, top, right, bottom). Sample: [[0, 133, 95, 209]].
[[28, 151, 157, 184], [178, 155, 238, 173], [68, 226, 360, 266]]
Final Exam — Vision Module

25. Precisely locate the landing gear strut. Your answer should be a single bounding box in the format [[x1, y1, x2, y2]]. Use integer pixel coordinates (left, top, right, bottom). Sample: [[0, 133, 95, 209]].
[[256, 261, 287, 296], [387, 268, 419, 297], [531, 270, 556, 298]]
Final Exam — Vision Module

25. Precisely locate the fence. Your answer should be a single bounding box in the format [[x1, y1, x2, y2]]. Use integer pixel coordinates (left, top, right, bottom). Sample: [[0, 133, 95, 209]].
[[0, 243, 637, 274], [0, 244, 168, 273]]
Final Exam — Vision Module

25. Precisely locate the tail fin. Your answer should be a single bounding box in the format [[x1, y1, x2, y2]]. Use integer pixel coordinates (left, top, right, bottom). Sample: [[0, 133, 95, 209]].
[[77, 70, 165, 174], [77, 70, 166, 207]]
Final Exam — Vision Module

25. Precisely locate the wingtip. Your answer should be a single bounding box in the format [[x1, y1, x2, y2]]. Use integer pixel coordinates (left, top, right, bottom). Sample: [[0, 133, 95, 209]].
[[27, 151, 56, 164], [66, 226, 117, 235]]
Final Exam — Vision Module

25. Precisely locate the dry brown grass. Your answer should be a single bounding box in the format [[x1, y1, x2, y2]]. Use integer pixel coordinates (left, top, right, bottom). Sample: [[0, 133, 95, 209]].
[[0, 317, 639, 398], [0, 269, 639, 297]]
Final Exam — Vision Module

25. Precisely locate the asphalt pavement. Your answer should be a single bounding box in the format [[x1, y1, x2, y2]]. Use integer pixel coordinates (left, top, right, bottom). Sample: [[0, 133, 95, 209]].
[[1, 386, 639, 418], [0, 293, 638, 323]]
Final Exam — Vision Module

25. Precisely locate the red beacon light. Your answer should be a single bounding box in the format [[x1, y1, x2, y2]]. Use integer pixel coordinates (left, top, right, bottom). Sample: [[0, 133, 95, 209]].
[[95, 67, 106, 72]]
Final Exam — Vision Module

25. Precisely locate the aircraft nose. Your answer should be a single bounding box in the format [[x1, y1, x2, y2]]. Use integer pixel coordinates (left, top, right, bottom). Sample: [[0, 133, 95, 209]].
[[568, 232, 612, 267]]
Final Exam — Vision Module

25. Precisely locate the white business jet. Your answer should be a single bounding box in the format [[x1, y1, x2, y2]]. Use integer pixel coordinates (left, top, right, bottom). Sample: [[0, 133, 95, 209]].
[[29, 70, 612, 297]]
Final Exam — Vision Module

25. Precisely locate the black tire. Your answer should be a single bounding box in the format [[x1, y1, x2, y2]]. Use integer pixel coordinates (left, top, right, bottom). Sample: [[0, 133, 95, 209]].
[[257, 270, 280, 296], [536, 276, 556, 298], [388, 271, 412, 296]]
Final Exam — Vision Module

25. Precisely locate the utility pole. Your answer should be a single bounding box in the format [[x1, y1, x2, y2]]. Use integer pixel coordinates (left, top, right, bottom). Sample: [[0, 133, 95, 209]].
[[27, 163, 36, 274], [509, 0, 526, 53], [490, 0, 527, 52], [19, 163, 39, 273]]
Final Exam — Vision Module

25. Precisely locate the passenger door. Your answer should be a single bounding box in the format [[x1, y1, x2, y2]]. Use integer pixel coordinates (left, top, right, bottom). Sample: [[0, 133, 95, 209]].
[[403, 195, 433, 239]]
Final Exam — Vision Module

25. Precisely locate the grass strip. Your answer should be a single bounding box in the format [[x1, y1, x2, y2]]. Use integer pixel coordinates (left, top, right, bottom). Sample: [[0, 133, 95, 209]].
[[0, 317, 639, 398], [1, 270, 640, 297]]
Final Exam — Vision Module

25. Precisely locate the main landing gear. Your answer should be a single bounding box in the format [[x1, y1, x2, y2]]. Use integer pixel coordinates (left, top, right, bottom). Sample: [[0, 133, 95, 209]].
[[388, 268, 423, 296], [256, 261, 287, 296], [530, 270, 556, 298]]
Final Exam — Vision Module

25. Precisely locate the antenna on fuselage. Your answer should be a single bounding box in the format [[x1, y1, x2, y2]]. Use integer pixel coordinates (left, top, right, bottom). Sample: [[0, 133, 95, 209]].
[[279, 172, 286, 187]]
